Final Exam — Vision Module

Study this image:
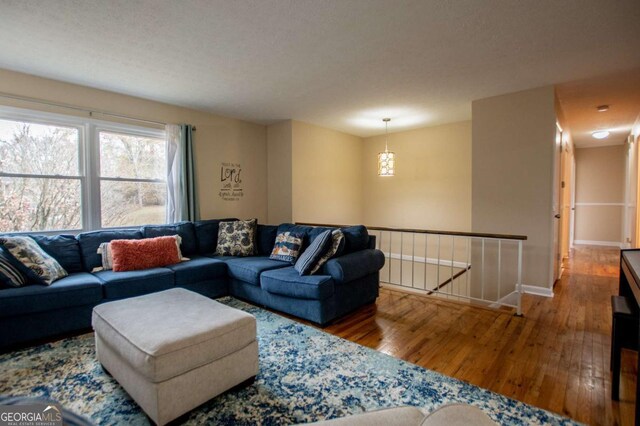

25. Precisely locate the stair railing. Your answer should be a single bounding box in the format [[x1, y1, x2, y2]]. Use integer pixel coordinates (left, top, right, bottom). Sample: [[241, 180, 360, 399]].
[[296, 223, 527, 316]]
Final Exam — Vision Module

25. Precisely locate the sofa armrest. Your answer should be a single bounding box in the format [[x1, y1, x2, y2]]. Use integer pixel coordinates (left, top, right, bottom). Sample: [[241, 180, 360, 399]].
[[323, 249, 385, 284]]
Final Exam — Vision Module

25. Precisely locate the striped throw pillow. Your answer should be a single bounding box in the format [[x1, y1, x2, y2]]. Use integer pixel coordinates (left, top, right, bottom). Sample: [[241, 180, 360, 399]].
[[295, 230, 333, 275], [97, 242, 114, 271], [0, 248, 27, 288], [309, 230, 345, 275]]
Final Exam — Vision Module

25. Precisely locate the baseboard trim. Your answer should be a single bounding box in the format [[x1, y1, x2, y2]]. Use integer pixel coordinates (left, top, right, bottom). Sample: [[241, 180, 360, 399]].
[[574, 239, 623, 248], [574, 202, 624, 206], [521, 285, 554, 298]]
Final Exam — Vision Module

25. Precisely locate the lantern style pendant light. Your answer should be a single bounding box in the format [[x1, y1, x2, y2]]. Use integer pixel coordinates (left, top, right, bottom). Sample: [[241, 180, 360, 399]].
[[377, 118, 395, 176]]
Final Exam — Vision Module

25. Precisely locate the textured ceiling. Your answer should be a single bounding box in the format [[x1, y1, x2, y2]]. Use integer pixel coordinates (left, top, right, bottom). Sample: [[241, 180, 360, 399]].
[[557, 69, 640, 148], [0, 0, 639, 137]]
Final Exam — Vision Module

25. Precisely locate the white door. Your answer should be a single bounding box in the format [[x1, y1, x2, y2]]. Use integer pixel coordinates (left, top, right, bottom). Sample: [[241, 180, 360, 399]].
[[552, 127, 563, 284]]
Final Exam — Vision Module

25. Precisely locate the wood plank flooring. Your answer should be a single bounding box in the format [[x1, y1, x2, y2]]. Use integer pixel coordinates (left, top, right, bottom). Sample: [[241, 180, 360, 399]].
[[319, 246, 634, 425]]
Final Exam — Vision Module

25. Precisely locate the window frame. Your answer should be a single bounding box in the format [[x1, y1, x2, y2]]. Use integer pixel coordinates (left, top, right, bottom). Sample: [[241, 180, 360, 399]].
[[0, 105, 166, 234], [94, 125, 167, 230]]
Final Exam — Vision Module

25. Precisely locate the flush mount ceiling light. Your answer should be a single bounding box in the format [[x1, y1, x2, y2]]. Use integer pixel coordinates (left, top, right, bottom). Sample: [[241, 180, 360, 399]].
[[597, 105, 610, 112], [377, 118, 395, 177], [592, 130, 610, 139]]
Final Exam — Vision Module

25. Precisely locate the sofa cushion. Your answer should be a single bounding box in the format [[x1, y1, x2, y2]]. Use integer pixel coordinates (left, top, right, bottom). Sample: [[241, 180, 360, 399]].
[[261, 267, 335, 300], [341, 225, 369, 254], [141, 222, 198, 256], [308, 226, 335, 243], [216, 256, 289, 285], [165, 256, 227, 286], [94, 267, 174, 300], [0, 272, 103, 317], [194, 218, 237, 254], [31, 235, 83, 273], [276, 223, 314, 243], [77, 229, 143, 272], [0, 236, 68, 285], [256, 225, 278, 255]]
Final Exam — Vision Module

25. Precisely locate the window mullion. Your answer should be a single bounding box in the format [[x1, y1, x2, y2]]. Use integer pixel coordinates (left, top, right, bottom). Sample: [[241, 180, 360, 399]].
[[79, 124, 90, 232], [86, 124, 101, 230]]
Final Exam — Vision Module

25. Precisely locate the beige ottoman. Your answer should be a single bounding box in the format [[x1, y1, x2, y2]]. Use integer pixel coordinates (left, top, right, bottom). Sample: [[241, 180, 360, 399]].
[[92, 288, 259, 425]]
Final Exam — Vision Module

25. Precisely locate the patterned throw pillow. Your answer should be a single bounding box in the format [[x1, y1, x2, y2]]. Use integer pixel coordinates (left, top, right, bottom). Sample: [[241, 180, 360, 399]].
[[94, 235, 188, 272], [309, 230, 345, 275], [0, 248, 27, 288], [295, 230, 333, 275], [96, 242, 114, 271], [215, 219, 258, 257], [0, 236, 68, 285], [270, 232, 305, 264]]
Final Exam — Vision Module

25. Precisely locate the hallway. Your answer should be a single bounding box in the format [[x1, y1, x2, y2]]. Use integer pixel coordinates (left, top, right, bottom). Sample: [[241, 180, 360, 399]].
[[323, 246, 633, 425]]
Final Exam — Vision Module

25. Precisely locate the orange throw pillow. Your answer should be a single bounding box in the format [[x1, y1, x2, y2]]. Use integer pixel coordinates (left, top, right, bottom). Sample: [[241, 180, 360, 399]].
[[110, 236, 181, 272]]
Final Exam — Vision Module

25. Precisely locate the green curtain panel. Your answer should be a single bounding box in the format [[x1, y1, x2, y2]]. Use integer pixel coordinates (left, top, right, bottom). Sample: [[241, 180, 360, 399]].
[[180, 124, 200, 221]]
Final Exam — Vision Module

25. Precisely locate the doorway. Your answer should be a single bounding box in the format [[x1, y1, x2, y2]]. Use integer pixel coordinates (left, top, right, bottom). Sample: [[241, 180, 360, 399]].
[[553, 126, 575, 284]]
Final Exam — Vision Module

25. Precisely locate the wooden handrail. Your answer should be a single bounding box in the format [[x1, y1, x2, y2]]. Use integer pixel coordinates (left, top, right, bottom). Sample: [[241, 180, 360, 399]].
[[294, 222, 527, 241]]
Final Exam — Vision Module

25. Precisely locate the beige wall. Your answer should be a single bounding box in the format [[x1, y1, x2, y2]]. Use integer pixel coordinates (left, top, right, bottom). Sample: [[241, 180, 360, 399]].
[[291, 120, 363, 225], [472, 86, 557, 289], [0, 68, 268, 223], [574, 145, 625, 245], [266, 120, 292, 224], [362, 121, 472, 231]]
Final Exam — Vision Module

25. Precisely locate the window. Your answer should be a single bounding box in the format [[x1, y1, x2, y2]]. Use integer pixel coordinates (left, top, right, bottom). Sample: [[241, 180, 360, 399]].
[[0, 118, 83, 232], [0, 107, 166, 233], [99, 131, 166, 227]]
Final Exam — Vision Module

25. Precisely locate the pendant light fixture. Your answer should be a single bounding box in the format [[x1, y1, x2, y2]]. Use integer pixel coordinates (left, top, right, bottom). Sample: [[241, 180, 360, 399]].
[[377, 118, 395, 176]]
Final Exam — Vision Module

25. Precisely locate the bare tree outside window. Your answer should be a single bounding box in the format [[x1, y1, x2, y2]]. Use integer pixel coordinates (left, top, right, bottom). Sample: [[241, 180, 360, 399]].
[[0, 120, 81, 232], [0, 118, 167, 233], [99, 131, 166, 228]]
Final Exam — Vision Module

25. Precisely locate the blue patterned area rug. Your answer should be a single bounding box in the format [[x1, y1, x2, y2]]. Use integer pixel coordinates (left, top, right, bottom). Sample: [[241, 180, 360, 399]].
[[0, 297, 577, 425]]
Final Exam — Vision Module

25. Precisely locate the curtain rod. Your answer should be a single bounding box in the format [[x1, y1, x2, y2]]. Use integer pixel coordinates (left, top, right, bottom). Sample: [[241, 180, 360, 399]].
[[0, 91, 174, 128]]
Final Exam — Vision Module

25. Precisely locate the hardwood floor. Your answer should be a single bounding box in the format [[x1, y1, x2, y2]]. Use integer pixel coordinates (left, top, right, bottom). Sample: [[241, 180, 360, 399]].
[[322, 246, 634, 425]]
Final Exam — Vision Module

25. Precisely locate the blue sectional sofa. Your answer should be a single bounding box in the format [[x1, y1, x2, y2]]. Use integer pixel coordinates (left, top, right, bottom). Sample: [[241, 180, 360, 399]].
[[0, 221, 384, 351]]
